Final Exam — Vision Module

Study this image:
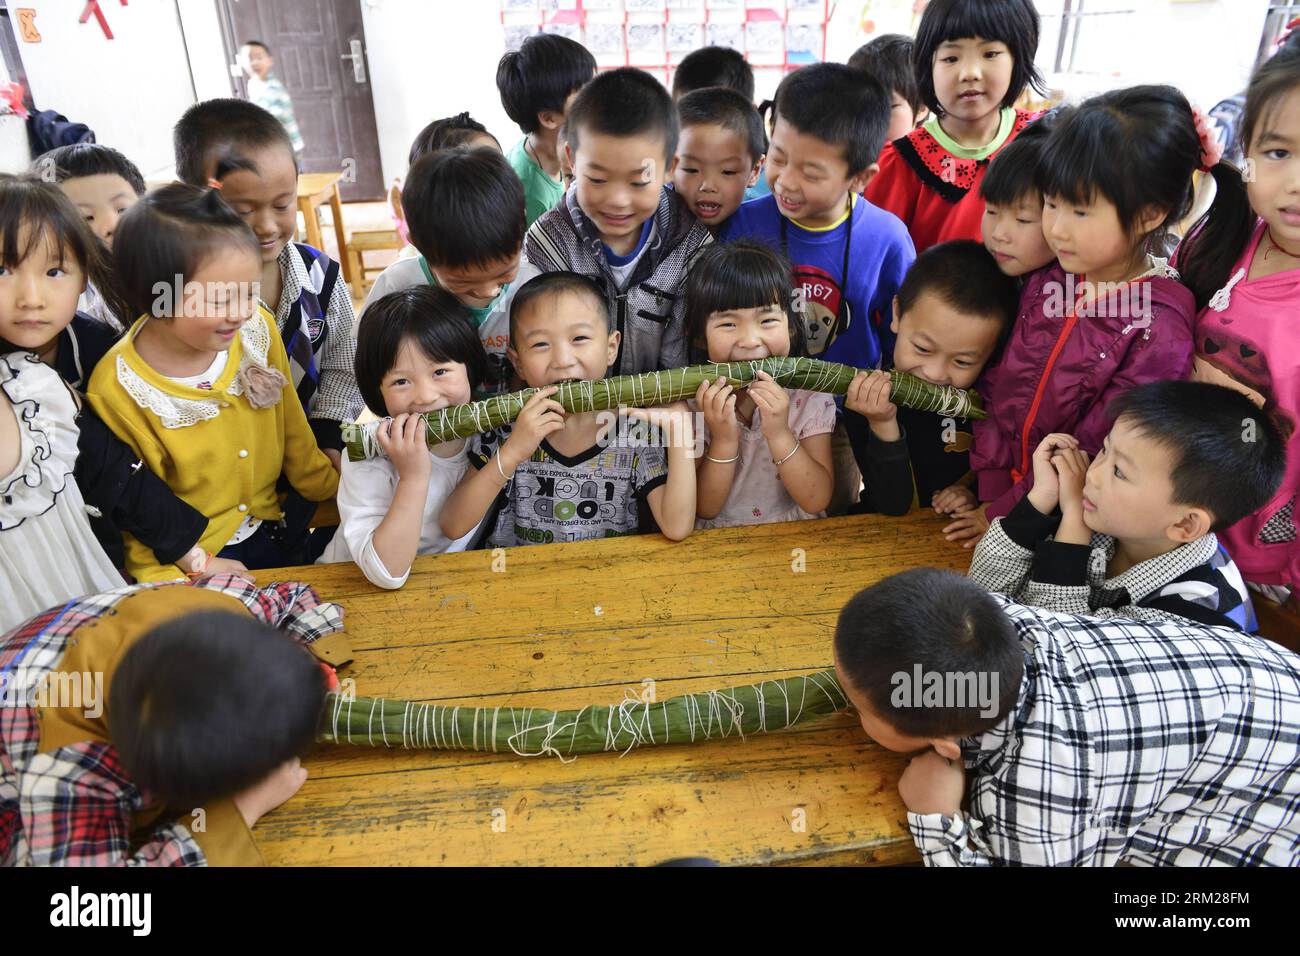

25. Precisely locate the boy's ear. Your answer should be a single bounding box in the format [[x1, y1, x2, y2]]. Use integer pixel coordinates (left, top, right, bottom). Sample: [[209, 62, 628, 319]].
[[930, 738, 962, 761], [563, 140, 575, 171], [747, 156, 765, 188], [538, 110, 564, 133], [606, 328, 622, 367], [1167, 508, 1213, 544], [850, 162, 881, 194], [506, 343, 524, 378], [890, 295, 901, 336]]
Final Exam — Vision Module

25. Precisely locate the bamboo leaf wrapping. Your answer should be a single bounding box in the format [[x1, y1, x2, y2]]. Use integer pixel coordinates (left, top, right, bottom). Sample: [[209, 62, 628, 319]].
[[317, 669, 848, 760], [342, 357, 985, 461]]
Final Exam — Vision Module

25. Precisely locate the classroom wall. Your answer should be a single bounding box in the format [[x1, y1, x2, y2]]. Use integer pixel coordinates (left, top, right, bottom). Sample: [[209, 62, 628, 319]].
[[360, 0, 518, 188]]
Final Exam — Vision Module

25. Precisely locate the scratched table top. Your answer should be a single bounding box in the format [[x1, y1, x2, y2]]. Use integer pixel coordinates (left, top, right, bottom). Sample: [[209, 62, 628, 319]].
[[251, 512, 971, 866]]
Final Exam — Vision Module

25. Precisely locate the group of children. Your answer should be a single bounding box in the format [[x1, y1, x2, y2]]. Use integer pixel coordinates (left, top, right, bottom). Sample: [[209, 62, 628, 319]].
[[1, 0, 1299, 865]]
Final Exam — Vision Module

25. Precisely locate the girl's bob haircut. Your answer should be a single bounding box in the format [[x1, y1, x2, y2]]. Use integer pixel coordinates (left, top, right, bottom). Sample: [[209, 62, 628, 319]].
[[354, 284, 489, 417], [684, 239, 807, 363], [913, 0, 1045, 117]]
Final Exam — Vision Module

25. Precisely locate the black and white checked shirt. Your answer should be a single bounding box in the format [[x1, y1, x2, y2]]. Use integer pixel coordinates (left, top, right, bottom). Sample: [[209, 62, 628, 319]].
[[908, 594, 1300, 866], [969, 496, 1255, 631]]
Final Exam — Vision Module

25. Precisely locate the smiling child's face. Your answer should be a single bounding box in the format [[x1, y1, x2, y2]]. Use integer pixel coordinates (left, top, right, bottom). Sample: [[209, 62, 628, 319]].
[[379, 337, 473, 416], [568, 128, 669, 255], [508, 290, 620, 388], [889, 290, 1002, 389], [765, 116, 874, 229], [215, 144, 299, 264]]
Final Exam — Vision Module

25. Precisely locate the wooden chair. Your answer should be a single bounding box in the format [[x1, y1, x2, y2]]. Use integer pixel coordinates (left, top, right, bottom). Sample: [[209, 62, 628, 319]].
[[1254, 595, 1300, 654], [343, 181, 409, 299]]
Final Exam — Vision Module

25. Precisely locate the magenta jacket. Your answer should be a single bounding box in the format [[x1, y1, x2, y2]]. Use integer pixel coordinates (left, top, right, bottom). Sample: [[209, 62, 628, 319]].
[[972, 260, 1196, 518]]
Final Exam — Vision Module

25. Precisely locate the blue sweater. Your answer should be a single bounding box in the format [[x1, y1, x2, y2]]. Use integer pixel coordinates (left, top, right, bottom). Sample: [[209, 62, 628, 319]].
[[722, 194, 914, 371]]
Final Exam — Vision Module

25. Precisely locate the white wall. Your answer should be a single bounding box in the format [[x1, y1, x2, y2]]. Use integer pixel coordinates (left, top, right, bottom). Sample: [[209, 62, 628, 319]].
[[361, 0, 517, 187], [178, 0, 236, 104], [11, 0, 226, 178]]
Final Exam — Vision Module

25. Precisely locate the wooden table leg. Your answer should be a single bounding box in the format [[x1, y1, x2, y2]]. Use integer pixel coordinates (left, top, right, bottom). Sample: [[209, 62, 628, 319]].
[[327, 183, 354, 287], [299, 196, 325, 252]]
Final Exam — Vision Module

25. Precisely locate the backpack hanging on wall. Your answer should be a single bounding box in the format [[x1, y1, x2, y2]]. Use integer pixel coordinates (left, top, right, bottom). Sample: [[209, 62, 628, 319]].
[[27, 108, 95, 155]]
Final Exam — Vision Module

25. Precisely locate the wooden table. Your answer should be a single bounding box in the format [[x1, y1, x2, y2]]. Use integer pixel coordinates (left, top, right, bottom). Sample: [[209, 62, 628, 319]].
[[252, 512, 971, 866], [296, 172, 354, 289]]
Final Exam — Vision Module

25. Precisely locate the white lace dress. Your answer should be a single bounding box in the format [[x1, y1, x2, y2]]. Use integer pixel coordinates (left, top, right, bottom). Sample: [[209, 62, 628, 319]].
[[0, 353, 124, 633]]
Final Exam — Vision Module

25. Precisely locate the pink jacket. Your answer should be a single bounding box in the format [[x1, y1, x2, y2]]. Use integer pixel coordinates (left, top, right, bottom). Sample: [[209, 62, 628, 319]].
[[972, 260, 1196, 518], [1191, 219, 1300, 587]]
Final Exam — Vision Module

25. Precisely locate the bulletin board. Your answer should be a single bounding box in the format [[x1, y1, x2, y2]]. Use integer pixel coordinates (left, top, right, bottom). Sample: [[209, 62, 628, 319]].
[[499, 0, 831, 88]]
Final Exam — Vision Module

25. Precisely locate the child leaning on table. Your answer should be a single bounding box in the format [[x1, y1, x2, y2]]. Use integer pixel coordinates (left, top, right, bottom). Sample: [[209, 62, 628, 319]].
[[440, 271, 697, 547], [0, 575, 347, 866], [319, 287, 491, 588], [969, 381, 1285, 631], [833, 568, 1300, 866]]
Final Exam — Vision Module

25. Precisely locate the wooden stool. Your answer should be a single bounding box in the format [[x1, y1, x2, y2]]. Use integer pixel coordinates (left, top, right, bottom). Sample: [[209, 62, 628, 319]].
[[344, 228, 406, 299]]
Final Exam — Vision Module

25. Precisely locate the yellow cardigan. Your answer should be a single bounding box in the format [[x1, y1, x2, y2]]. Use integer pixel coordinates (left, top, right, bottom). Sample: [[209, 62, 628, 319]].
[[86, 308, 338, 582]]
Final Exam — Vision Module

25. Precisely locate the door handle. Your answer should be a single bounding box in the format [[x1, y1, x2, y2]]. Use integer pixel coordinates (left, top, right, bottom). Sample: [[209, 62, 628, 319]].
[[340, 38, 366, 84]]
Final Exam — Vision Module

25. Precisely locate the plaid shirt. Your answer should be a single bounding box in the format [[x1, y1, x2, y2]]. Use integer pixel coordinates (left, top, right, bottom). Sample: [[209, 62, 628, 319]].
[[970, 495, 1255, 631], [273, 242, 361, 451], [909, 594, 1300, 866], [0, 575, 343, 867]]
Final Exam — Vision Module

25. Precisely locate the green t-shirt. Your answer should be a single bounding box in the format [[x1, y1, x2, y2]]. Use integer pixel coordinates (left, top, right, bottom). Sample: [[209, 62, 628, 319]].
[[508, 137, 564, 228]]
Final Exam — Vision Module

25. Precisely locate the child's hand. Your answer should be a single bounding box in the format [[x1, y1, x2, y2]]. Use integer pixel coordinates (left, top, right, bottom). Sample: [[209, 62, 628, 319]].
[[201, 556, 251, 580], [1026, 433, 1078, 514], [323, 447, 342, 471], [943, 506, 990, 549], [932, 484, 977, 516], [1052, 446, 1091, 521], [626, 401, 694, 449], [232, 756, 308, 827], [694, 377, 739, 447], [898, 749, 965, 817], [845, 370, 898, 425], [501, 386, 565, 469], [376, 413, 432, 482], [748, 370, 792, 444]]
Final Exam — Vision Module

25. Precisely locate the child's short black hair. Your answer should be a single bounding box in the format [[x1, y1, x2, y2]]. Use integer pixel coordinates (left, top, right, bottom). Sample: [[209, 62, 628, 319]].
[[848, 34, 922, 116], [108, 610, 327, 810], [508, 270, 609, 346], [684, 239, 807, 362], [564, 67, 679, 164], [913, 0, 1044, 117], [173, 98, 296, 187], [354, 285, 489, 417], [497, 33, 596, 136], [242, 39, 271, 55], [36, 143, 146, 196], [408, 112, 498, 166], [979, 113, 1054, 206], [114, 183, 260, 318], [834, 569, 1024, 739], [1108, 381, 1287, 531], [671, 46, 755, 102], [401, 147, 525, 270], [896, 240, 1019, 339], [773, 63, 890, 175], [676, 87, 767, 168]]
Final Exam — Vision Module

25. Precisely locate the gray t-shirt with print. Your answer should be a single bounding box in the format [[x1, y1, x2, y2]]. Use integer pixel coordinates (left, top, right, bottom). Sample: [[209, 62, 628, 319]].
[[469, 420, 669, 546]]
